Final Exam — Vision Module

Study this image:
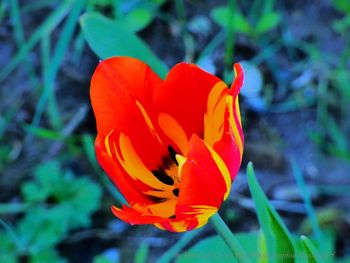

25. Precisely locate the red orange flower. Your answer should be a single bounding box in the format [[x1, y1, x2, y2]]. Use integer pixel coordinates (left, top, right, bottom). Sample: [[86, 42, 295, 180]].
[[91, 57, 244, 232]]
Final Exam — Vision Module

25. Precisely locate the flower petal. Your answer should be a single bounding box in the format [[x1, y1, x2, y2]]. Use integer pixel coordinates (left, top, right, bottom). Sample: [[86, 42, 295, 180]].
[[203, 81, 228, 146], [95, 135, 153, 205], [212, 64, 244, 179], [154, 63, 221, 139], [91, 56, 166, 168], [175, 134, 231, 220], [112, 205, 202, 232]]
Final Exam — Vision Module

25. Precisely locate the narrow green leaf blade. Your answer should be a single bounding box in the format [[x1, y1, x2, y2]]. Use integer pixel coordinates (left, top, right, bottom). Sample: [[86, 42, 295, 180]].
[[122, 9, 153, 32], [247, 162, 295, 263], [300, 236, 325, 263], [210, 6, 251, 34], [80, 12, 168, 79], [255, 12, 280, 34], [134, 242, 149, 263], [0, 0, 72, 82]]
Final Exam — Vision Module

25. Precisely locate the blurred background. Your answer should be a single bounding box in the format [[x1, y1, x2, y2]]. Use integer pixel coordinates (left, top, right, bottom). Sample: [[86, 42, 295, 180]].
[[0, 0, 350, 262]]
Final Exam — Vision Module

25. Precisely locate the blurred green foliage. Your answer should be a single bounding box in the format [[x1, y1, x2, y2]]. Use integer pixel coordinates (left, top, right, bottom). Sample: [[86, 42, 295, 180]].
[[211, 3, 280, 38], [0, 0, 350, 262], [0, 161, 102, 263]]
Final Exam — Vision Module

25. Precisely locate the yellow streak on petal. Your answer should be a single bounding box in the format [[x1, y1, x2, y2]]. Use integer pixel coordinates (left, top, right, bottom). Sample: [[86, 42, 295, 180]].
[[175, 154, 186, 180], [115, 133, 170, 190], [172, 221, 191, 232], [147, 199, 177, 218], [235, 96, 242, 124], [186, 206, 217, 230], [135, 100, 162, 144], [104, 129, 114, 157], [158, 113, 189, 155], [204, 81, 228, 146], [143, 190, 173, 199], [154, 223, 166, 230], [183, 205, 217, 216], [203, 141, 232, 200], [226, 95, 243, 156]]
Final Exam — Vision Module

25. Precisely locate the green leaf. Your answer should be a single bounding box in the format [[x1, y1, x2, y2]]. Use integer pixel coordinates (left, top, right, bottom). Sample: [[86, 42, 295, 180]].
[[121, 8, 153, 32], [332, 0, 350, 14], [134, 242, 149, 263], [17, 206, 69, 252], [30, 248, 67, 263], [300, 236, 324, 263], [176, 233, 259, 263], [21, 182, 49, 203], [247, 162, 295, 263], [80, 12, 168, 79], [0, 231, 17, 263], [255, 12, 281, 34], [210, 6, 251, 34], [327, 116, 348, 152], [22, 160, 102, 229], [257, 230, 268, 263]]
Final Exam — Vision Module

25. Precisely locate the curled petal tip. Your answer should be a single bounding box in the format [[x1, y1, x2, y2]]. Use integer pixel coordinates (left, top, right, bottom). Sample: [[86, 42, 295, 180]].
[[229, 63, 244, 97]]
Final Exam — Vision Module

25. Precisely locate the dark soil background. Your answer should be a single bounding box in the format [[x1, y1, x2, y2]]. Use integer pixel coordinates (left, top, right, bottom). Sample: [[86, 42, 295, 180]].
[[0, 0, 350, 262]]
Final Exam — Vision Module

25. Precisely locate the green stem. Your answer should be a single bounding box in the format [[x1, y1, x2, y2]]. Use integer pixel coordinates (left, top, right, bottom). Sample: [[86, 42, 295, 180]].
[[210, 213, 252, 263], [224, 0, 236, 69], [156, 227, 203, 263], [175, 0, 195, 62]]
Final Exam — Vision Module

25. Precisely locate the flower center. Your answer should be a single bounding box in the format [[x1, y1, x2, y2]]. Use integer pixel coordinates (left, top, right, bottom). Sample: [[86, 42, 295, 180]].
[[151, 145, 181, 199], [142, 145, 182, 219]]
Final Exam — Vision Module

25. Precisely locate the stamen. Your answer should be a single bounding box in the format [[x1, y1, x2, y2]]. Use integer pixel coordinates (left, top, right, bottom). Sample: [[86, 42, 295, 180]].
[[172, 188, 179, 197], [148, 195, 168, 203], [152, 170, 175, 185], [168, 145, 178, 165]]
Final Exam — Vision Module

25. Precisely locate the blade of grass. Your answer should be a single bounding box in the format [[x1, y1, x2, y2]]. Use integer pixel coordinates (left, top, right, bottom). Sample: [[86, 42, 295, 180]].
[[22, 123, 70, 140], [210, 213, 252, 263], [196, 29, 225, 64], [40, 34, 51, 79], [0, 0, 73, 82], [291, 160, 324, 249], [21, 0, 59, 13], [32, 0, 87, 129], [9, 0, 38, 87], [0, 219, 24, 252], [0, 105, 19, 138], [72, 30, 85, 63], [0, 2, 6, 24], [300, 236, 325, 263], [156, 228, 204, 263], [45, 105, 87, 158], [9, 0, 24, 45], [175, 0, 195, 62], [247, 162, 295, 263], [224, 0, 236, 79], [134, 242, 149, 263]]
